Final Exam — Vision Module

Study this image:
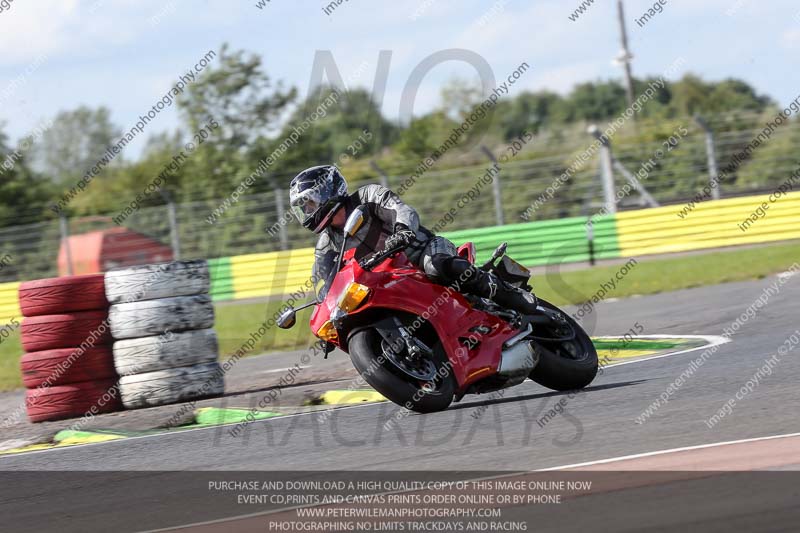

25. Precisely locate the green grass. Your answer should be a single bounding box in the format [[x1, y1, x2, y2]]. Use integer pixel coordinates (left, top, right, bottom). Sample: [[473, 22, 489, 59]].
[[213, 301, 316, 356], [1, 241, 797, 392], [0, 333, 22, 392], [532, 241, 800, 306]]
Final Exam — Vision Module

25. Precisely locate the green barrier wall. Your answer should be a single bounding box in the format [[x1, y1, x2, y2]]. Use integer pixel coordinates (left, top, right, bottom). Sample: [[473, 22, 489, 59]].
[[205, 215, 621, 302], [442, 214, 620, 266]]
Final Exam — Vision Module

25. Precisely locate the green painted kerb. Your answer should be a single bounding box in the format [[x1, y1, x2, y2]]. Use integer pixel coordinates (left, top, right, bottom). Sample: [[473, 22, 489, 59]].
[[192, 407, 282, 426]]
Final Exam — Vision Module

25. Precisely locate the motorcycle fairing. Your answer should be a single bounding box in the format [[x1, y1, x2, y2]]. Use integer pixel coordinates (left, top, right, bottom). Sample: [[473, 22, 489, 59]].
[[310, 250, 519, 391]]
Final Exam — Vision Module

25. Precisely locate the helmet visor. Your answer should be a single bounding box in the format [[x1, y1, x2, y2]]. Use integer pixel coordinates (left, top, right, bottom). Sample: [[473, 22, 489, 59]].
[[290, 197, 321, 225]]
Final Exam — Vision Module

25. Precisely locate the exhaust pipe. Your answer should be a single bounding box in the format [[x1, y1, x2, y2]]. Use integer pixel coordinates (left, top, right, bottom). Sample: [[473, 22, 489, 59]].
[[497, 341, 538, 386]]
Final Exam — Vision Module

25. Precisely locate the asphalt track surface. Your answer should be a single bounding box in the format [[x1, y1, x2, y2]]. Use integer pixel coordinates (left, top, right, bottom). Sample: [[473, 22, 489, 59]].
[[2, 272, 799, 530]]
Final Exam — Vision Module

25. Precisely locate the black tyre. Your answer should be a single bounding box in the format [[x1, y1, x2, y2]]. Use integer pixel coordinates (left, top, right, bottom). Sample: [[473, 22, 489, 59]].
[[347, 327, 455, 414], [529, 298, 598, 391]]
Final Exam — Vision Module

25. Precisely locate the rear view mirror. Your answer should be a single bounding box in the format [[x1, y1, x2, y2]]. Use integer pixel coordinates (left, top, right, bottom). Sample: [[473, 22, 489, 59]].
[[343, 205, 366, 237], [277, 308, 297, 329]]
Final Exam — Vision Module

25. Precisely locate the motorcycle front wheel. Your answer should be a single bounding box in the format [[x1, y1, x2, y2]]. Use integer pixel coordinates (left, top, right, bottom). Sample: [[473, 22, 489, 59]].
[[528, 298, 598, 391], [347, 326, 456, 414]]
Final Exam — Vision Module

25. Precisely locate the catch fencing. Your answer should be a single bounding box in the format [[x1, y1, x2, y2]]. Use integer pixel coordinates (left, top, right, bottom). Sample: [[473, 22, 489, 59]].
[[1, 111, 799, 288]]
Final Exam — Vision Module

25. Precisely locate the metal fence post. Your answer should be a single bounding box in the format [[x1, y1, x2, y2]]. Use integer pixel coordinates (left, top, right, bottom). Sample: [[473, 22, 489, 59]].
[[369, 160, 390, 189], [480, 145, 504, 226], [274, 187, 289, 251], [59, 215, 74, 275], [589, 125, 616, 214], [695, 115, 721, 200], [167, 200, 181, 260], [159, 190, 181, 260], [612, 159, 659, 207], [586, 219, 596, 267]]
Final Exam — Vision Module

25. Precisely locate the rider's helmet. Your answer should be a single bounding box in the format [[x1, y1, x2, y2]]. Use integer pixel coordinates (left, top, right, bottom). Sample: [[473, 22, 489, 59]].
[[289, 165, 348, 233]]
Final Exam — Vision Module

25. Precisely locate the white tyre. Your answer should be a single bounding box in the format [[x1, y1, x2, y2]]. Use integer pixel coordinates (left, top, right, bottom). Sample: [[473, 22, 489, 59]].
[[109, 294, 214, 340], [105, 260, 210, 304], [113, 328, 219, 376], [119, 362, 225, 409]]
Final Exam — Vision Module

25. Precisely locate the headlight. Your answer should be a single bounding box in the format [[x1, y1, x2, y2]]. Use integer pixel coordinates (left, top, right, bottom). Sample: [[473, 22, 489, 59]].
[[316, 320, 338, 342], [337, 282, 370, 313]]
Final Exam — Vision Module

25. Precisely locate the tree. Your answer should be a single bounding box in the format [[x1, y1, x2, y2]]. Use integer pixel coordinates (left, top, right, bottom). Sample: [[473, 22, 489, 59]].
[[32, 106, 121, 183], [441, 77, 484, 120], [395, 112, 454, 162], [563, 80, 628, 122], [494, 90, 564, 139], [0, 124, 56, 281], [0, 125, 53, 225], [246, 86, 398, 187], [177, 43, 296, 150], [706, 79, 772, 114], [176, 43, 297, 198]]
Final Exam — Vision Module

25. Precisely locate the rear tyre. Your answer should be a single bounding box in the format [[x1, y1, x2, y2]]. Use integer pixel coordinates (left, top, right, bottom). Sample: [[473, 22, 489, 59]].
[[347, 326, 455, 414], [529, 298, 598, 391]]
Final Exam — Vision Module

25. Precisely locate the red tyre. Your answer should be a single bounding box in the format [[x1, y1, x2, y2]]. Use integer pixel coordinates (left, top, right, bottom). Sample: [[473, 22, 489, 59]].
[[21, 311, 111, 352], [18, 274, 108, 317], [20, 346, 117, 388], [25, 380, 121, 423]]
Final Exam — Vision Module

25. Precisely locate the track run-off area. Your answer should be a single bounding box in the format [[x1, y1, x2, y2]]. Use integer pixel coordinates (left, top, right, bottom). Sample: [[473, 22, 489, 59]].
[[1, 272, 799, 531]]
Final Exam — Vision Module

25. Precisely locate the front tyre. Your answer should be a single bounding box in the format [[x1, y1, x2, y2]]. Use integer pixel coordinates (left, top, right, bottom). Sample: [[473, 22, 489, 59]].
[[347, 327, 455, 414], [529, 298, 598, 391]]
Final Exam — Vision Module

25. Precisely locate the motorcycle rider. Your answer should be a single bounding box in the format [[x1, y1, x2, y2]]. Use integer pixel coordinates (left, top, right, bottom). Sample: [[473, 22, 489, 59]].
[[288, 165, 539, 315]]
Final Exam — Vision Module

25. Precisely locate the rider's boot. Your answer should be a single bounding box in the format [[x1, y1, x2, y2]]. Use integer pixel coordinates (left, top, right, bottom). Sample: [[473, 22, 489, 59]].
[[435, 255, 539, 315]]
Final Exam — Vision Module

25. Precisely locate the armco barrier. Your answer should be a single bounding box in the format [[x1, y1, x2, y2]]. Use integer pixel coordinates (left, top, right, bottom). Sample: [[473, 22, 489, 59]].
[[616, 191, 800, 256], [203, 191, 799, 302], [443, 215, 619, 266], [0, 281, 21, 325]]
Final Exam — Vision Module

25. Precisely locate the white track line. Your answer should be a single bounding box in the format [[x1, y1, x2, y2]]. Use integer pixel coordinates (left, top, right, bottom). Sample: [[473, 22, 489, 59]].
[[145, 431, 800, 532], [538, 431, 800, 471], [597, 334, 730, 368], [0, 334, 729, 459]]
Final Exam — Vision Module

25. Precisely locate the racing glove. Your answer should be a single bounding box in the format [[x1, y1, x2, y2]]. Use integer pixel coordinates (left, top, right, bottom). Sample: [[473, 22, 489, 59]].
[[385, 223, 416, 250]]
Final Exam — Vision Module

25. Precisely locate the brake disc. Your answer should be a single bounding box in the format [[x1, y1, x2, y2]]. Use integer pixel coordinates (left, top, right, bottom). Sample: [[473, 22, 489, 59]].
[[380, 339, 437, 381]]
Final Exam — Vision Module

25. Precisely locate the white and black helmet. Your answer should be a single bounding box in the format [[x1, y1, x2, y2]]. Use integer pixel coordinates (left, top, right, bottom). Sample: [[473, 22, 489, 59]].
[[289, 165, 348, 233]]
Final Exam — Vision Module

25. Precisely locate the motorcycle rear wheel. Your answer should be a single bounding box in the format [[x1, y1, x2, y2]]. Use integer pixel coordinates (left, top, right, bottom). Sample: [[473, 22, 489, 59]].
[[347, 327, 455, 414], [528, 298, 598, 391]]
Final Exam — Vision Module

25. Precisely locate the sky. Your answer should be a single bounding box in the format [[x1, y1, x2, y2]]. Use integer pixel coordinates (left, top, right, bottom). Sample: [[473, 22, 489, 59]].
[[0, 0, 798, 160]]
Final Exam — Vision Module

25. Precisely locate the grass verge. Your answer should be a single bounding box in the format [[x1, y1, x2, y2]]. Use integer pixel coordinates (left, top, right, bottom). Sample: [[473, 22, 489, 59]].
[[532, 241, 800, 307], [1, 241, 797, 392]]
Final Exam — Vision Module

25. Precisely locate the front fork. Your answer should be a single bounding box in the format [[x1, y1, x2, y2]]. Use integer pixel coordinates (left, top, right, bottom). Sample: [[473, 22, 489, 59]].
[[373, 316, 433, 360]]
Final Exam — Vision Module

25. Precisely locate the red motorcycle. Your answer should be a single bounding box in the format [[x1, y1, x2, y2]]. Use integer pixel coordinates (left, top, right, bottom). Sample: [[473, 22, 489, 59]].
[[278, 207, 598, 413]]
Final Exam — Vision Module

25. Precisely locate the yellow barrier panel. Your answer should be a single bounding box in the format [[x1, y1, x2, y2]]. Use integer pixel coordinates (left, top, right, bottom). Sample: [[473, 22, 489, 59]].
[[616, 192, 800, 257], [0, 282, 21, 324], [229, 247, 316, 300]]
